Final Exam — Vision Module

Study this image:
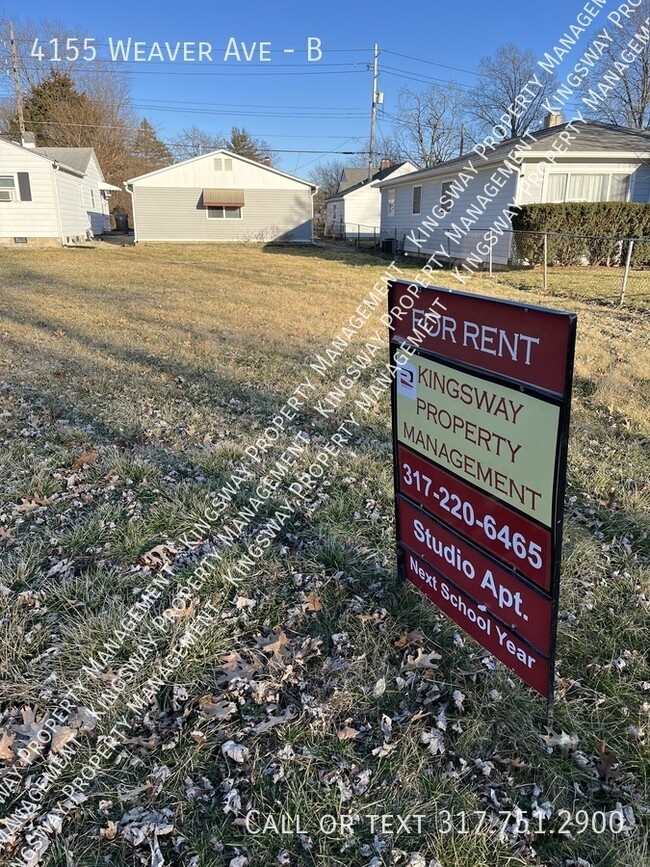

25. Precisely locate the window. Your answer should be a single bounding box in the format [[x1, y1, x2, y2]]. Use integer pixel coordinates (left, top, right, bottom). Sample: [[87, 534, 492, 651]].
[[17, 173, 31, 201], [224, 159, 233, 171], [90, 189, 96, 208], [0, 176, 15, 202], [207, 206, 242, 219], [546, 174, 567, 203], [387, 188, 395, 216], [214, 158, 223, 171], [412, 185, 422, 215], [546, 172, 631, 203], [609, 173, 630, 201], [440, 181, 455, 213]]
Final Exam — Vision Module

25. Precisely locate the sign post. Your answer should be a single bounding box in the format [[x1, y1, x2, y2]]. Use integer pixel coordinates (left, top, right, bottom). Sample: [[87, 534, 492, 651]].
[[388, 280, 576, 714]]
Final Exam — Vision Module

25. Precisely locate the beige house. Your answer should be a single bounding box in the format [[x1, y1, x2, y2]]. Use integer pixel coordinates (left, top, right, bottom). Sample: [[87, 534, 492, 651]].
[[125, 149, 317, 243]]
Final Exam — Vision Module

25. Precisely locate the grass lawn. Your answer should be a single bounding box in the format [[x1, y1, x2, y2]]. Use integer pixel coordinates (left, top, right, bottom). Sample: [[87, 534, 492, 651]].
[[0, 242, 648, 867]]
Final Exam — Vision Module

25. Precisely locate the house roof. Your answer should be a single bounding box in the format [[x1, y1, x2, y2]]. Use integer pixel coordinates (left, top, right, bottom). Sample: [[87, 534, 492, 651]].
[[377, 121, 650, 187], [125, 148, 317, 189], [338, 167, 378, 193], [33, 147, 98, 177], [327, 163, 413, 202]]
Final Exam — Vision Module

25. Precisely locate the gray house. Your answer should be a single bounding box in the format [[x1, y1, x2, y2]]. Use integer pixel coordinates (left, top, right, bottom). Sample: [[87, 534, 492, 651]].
[[125, 149, 317, 243], [378, 118, 650, 265]]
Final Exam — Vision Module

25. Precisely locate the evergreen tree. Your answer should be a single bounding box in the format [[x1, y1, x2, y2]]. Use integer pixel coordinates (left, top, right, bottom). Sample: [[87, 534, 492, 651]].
[[130, 119, 172, 169], [226, 127, 272, 163], [9, 70, 88, 145]]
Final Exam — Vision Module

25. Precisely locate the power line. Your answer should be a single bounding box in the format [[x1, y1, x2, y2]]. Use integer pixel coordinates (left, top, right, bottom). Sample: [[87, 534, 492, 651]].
[[382, 66, 474, 91], [17, 63, 366, 77], [382, 48, 486, 78]]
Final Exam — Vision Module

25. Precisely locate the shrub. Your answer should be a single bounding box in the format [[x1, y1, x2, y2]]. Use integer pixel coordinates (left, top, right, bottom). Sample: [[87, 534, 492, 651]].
[[511, 202, 650, 267]]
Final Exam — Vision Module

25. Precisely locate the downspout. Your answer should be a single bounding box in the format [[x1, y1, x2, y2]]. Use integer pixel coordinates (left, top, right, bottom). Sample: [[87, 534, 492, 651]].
[[310, 185, 318, 244], [124, 182, 138, 244], [51, 162, 66, 246]]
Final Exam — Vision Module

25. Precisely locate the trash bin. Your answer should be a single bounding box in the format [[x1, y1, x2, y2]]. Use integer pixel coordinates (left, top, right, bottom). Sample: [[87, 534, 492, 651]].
[[382, 237, 397, 258], [114, 213, 129, 232]]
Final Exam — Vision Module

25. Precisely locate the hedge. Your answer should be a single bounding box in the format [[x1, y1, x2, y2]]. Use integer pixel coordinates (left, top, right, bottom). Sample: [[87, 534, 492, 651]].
[[511, 202, 650, 267]]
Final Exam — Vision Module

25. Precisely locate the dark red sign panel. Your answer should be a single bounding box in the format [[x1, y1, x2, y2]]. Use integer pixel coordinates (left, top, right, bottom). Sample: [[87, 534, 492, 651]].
[[404, 550, 550, 696], [397, 444, 552, 591], [390, 281, 573, 396], [397, 497, 553, 654], [389, 280, 577, 703]]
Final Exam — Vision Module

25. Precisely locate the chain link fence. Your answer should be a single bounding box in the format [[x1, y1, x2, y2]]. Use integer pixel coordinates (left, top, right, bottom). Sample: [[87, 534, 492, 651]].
[[318, 223, 649, 307]]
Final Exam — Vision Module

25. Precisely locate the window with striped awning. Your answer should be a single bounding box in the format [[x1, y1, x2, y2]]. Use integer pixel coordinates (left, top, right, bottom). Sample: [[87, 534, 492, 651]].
[[202, 188, 245, 207]]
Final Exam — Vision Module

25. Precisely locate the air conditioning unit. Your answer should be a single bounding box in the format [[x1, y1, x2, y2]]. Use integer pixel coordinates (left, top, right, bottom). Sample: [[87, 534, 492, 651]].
[[382, 237, 397, 258]]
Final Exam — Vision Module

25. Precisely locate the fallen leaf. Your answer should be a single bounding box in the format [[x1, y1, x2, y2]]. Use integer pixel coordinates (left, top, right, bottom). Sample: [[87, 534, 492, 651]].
[[596, 740, 621, 782], [221, 740, 249, 764], [71, 449, 98, 471], [373, 677, 387, 698], [393, 628, 425, 649], [258, 630, 291, 660], [100, 821, 118, 840], [541, 731, 579, 752], [255, 709, 296, 734], [51, 726, 77, 754], [305, 592, 322, 612], [0, 730, 16, 762], [14, 496, 49, 514], [337, 725, 360, 742], [198, 695, 237, 721]]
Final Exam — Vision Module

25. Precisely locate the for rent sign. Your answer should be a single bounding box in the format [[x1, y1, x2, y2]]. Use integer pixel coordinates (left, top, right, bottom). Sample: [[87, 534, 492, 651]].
[[389, 280, 576, 703]]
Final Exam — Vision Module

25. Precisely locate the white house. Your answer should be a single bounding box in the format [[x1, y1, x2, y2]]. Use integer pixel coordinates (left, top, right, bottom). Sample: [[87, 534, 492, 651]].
[[124, 149, 317, 244], [326, 160, 416, 238], [378, 118, 650, 266], [0, 136, 117, 245]]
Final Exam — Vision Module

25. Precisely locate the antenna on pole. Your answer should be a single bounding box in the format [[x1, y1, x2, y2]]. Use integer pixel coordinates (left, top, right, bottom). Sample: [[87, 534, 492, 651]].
[[8, 22, 26, 141], [368, 43, 379, 181]]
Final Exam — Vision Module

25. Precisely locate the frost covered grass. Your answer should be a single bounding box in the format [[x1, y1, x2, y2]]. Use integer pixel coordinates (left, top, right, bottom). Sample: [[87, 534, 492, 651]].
[[0, 243, 648, 867]]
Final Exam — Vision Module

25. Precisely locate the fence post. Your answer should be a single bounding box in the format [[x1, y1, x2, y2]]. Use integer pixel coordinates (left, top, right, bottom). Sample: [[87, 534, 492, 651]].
[[619, 239, 634, 306], [357, 225, 360, 247], [488, 241, 493, 277], [543, 232, 548, 292]]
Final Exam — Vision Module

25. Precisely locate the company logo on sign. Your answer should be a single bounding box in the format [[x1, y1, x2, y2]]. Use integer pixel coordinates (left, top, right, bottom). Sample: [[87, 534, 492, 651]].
[[397, 361, 417, 399]]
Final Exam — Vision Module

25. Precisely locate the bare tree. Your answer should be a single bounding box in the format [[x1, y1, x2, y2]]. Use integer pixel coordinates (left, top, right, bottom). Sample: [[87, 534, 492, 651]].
[[391, 84, 467, 167], [468, 43, 558, 138], [578, 3, 650, 129], [170, 126, 225, 161], [308, 159, 347, 199]]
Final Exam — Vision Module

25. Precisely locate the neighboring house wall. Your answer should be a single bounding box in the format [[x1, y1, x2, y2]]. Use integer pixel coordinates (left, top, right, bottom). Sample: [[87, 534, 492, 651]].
[[0, 141, 59, 240], [79, 155, 111, 234], [128, 152, 314, 242], [328, 163, 417, 237], [381, 169, 517, 264], [55, 169, 91, 239]]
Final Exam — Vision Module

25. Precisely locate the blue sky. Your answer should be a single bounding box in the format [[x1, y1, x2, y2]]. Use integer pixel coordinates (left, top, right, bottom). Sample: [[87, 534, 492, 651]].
[[1, 0, 603, 174]]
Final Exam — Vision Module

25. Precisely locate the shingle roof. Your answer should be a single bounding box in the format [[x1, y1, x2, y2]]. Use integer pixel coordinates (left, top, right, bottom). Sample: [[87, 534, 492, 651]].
[[378, 121, 650, 186], [32, 147, 96, 176], [329, 163, 411, 201], [338, 167, 378, 193]]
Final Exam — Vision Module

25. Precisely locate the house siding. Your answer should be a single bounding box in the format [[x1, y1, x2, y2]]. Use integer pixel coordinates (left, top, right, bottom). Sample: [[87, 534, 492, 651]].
[[132, 187, 313, 242], [79, 155, 111, 234], [381, 169, 517, 265], [0, 141, 59, 239], [632, 165, 650, 202], [55, 170, 91, 239]]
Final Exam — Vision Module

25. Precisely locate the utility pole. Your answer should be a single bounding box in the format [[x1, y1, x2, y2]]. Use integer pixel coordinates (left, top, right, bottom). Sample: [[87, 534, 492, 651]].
[[8, 22, 26, 139], [368, 43, 379, 180]]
